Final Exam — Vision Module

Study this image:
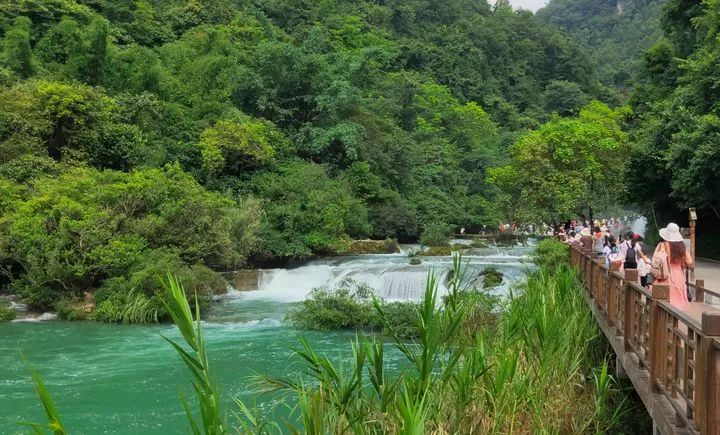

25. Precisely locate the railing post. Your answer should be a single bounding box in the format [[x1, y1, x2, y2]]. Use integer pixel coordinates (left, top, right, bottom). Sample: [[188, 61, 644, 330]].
[[649, 285, 670, 393], [608, 262, 620, 327], [623, 270, 640, 352], [595, 254, 604, 308], [696, 313, 720, 435], [696, 279, 706, 303]]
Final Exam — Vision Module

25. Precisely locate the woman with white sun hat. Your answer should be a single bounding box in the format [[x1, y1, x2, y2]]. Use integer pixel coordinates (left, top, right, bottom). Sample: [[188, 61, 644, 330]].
[[651, 223, 693, 309]]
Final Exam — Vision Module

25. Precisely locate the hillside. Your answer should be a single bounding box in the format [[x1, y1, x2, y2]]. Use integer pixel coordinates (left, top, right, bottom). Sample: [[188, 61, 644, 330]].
[[0, 0, 605, 311], [537, 0, 665, 88]]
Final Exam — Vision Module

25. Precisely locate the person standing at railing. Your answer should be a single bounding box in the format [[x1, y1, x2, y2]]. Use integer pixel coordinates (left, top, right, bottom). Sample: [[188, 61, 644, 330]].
[[651, 223, 694, 309]]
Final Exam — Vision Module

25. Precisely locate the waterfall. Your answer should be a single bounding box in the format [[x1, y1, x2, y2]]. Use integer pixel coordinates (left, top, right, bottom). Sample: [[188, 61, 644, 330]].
[[244, 262, 450, 302], [233, 246, 533, 303]]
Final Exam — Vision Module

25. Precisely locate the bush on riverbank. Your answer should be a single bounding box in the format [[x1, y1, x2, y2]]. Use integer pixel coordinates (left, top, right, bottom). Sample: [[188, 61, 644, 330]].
[[0, 305, 15, 321], [534, 237, 570, 272], [0, 166, 244, 316], [419, 222, 453, 246]]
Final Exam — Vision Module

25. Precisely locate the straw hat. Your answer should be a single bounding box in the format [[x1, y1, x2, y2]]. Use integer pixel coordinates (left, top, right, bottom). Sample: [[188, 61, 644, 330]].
[[580, 228, 591, 237], [659, 223, 683, 242]]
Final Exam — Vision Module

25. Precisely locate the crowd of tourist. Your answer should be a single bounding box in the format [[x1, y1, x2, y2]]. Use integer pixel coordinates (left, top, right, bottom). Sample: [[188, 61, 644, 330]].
[[559, 217, 695, 310]]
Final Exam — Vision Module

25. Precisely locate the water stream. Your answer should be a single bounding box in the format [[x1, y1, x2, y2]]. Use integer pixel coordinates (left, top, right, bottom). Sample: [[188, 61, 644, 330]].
[[0, 244, 532, 434]]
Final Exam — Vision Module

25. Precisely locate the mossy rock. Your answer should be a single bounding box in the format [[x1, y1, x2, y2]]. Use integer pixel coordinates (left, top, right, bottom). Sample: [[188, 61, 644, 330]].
[[479, 267, 504, 289], [409, 258, 422, 265], [346, 239, 401, 254]]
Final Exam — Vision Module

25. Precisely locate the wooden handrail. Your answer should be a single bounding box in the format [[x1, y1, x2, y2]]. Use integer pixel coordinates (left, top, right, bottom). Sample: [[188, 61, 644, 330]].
[[568, 243, 720, 435]]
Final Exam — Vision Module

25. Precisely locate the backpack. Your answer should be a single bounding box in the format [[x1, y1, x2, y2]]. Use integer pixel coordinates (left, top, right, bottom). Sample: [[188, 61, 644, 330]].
[[624, 242, 637, 269], [650, 250, 669, 281]]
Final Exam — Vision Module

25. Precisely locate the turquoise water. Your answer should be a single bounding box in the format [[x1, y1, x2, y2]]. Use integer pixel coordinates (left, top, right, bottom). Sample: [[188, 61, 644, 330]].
[[0, 248, 530, 434]]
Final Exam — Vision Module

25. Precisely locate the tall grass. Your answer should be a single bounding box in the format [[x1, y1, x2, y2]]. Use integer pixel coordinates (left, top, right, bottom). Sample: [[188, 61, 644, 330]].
[[19, 362, 67, 435], [160, 273, 225, 435], [255, 253, 635, 433]]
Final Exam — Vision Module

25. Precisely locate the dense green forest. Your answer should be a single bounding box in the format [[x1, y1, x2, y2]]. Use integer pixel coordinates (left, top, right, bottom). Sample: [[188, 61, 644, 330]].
[[626, 0, 720, 257], [1, 0, 719, 317], [537, 0, 666, 88], [0, 0, 611, 314]]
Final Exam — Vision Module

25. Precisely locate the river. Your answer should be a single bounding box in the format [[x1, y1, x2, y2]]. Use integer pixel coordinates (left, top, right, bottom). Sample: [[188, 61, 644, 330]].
[[0, 243, 532, 434]]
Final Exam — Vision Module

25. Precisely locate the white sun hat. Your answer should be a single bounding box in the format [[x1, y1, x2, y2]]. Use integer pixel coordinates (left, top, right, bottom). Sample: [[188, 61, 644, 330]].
[[580, 228, 591, 237], [659, 223, 683, 242]]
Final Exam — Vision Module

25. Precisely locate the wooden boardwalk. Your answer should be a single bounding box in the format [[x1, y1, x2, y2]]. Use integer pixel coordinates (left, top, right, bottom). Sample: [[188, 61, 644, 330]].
[[570, 243, 720, 435]]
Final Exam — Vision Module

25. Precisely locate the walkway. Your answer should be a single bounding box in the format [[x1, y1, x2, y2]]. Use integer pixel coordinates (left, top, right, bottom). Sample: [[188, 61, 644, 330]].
[[696, 259, 720, 294], [570, 242, 720, 435]]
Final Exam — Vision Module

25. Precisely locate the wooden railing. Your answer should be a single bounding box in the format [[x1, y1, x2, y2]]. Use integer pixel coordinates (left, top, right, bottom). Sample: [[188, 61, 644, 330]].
[[570, 242, 720, 435]]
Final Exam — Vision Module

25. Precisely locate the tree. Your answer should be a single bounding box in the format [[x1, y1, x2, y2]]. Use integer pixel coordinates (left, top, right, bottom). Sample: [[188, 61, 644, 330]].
[[3, 16, 34, 78], [488, 102, 629, 224], [0, 164, 261, 309], [77, 18, 109, 85], [197, 119, 285, 176]]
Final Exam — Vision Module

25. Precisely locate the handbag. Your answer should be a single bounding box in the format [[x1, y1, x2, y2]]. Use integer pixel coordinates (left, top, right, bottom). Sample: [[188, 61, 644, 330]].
[[650, 250, 668, 280]]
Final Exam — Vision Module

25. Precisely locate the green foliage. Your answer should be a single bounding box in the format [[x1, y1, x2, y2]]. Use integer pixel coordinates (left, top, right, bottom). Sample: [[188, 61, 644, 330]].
[[198, 120, 284, 177], [538, 0, 665, 88], [419, 223, 453, 247], [264, 254, 639, 432], [21, 363, 67, 435], [286, 278, 422, 339], [286, 279, 376, 331], [3, 16, 34, 78], [55, 300, 86, 321], [161, 273, 225, 435], [253, 162, 370, 258], [0, 0, 609, 270], [0, 305, 15, 321], [627, 0, 720, 258], [0, 165, 249, 310], [479, 266, 504, 289], [534, 238, 571, 272], [489, 101, 630, 223]]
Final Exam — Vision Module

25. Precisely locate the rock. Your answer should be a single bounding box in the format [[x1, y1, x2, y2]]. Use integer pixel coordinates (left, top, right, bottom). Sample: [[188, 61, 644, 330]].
[[409, 258, 422, 265], [223, 270, 261, 291], [346, 239, 401, 254]]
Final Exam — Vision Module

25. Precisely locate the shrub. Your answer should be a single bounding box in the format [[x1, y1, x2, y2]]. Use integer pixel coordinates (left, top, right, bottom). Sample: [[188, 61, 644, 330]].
[[90, 293, 125, 323], [286, 279, 421, 338], [371, 301, 419, 339], [420, 222, 453, 246], [0, 305, 15, 321], [286, 280, 375, 331], [0, 165, 259, 309], [534, 238, 570, 272], [55, 300, 87, 321]]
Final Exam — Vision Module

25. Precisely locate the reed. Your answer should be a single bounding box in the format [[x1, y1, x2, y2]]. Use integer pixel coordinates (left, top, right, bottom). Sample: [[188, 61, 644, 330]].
[[257, 253, 638, 433], [19, 362, 67, 435], [160, 273, 225, 435]]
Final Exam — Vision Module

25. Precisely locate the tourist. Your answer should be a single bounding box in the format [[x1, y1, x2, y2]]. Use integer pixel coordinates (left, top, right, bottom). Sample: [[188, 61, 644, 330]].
[[620, 233, 649, 271], [602, 236, 619, 267], [592, 226, 604, 255], [651, 223, 693, 309]]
